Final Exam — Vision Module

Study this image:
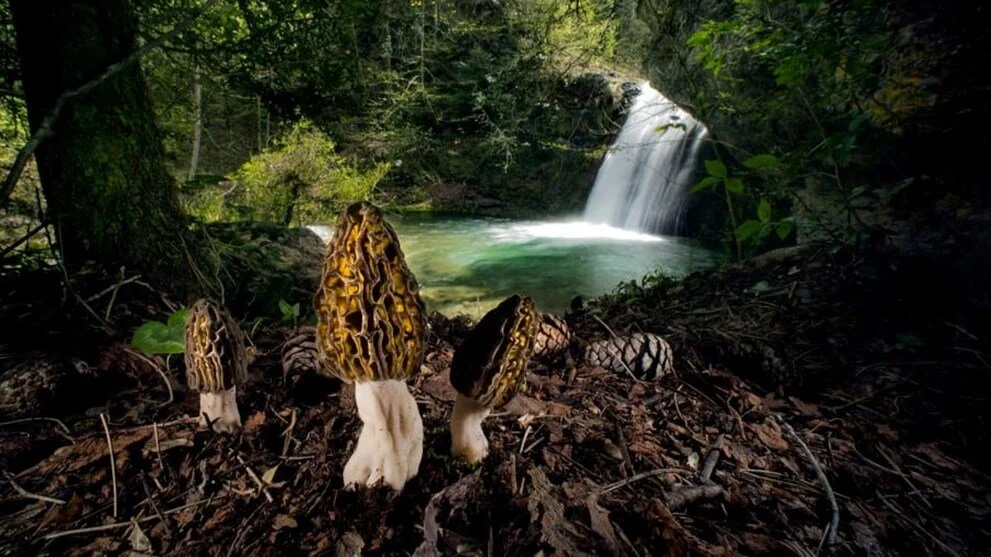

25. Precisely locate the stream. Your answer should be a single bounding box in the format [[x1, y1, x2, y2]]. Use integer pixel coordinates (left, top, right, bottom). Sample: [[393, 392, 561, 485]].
[[309, 213, 723, 317]]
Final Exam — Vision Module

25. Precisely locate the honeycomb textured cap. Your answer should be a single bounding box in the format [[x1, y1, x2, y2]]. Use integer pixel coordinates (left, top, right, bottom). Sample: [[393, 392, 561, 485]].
[[314, 201, 427, 383], [184, 298, 248, 393], [450, 294, 538, 409]]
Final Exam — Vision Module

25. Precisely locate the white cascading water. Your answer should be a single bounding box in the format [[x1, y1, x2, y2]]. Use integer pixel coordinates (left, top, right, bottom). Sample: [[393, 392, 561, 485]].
[[583, 82, 707, 234]]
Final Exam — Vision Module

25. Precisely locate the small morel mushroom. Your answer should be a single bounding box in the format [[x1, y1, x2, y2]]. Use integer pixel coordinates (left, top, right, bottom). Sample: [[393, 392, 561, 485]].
[[184, 299, 248, 433], [584, 332, 673, 380], [449, 294, 538, 463], [314, 201, 428, 491]]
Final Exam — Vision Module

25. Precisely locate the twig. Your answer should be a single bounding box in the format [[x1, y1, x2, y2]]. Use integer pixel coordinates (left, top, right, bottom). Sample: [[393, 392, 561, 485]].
[[280, 408, 297, 458], [876, 445, 932, 508], [0, 417, 75, 441], [591, 314, 619, 339], [0, 0, 223, 208], [615, 423, 634, 477], [778, 417, 839, 547], [700, 434, 725, 482], [599, 468, 690, 496], [84, 271, 140, 304], [152, 422, 166, 474], [877, 493, 962, 557], [55, 234, 113, 334], [519, 425, 533, 455], [665, 484, 724, 511], [99, 413, 118, 517], [0, 221, 47, 259], [238, 456, 273, 503], [140, 476, 172, 538], [127, 347, 174, 406], [41, 496, 224, 540], [3, 472, 66, 505]]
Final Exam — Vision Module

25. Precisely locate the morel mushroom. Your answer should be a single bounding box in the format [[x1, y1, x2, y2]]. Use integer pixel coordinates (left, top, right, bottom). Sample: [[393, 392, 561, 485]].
[[314, 201, 428, 491], [184, 299, 248, 433], [449, 294, 538, 463]]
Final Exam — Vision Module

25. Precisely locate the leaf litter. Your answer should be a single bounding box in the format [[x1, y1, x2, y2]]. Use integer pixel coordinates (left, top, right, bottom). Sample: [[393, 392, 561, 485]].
[[0, 242, 989, 555]]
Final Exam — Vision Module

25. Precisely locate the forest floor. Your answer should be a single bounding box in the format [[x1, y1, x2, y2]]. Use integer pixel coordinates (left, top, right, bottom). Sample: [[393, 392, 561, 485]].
[[0, 240, 989, 556]]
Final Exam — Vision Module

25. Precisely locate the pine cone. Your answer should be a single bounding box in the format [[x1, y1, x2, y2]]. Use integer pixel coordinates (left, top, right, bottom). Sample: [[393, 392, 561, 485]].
[[584, 332, 674, 380], [532, 313, 570, 360], [281, 325, 319, 380]]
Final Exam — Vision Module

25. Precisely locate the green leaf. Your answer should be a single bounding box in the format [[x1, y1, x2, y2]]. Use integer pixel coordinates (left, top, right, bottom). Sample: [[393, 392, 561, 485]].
[[167, 309, 189, 330], [735, 220, 763, 241], [131, 322, 185, 355], [724, 177, 744, 194], [689, 176, 721, 193], [742, 154, 780, 170], [758, 199, 772, 222], [132, 309, 188, 355], [278, 299, 300, 324], [776, 221, 794, 240], [704, 159, 727, 178]]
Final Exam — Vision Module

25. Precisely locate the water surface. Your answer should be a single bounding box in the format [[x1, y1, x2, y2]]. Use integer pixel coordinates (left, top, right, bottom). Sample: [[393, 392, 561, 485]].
[[309, 214, 723, 317]]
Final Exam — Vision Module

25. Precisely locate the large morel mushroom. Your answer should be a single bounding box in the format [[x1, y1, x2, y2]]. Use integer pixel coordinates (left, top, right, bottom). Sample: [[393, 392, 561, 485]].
[[314, 201, 428, 491]]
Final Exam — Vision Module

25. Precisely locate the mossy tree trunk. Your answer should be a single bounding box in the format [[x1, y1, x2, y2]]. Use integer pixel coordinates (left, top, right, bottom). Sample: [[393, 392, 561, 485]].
[[10, 0, 208, 297]]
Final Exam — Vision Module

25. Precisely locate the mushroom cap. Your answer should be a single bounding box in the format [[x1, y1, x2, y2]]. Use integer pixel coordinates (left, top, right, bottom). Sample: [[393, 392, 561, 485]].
[[314, 201, 427, 383], [450, 294, 538, 409], [184, 298, 248, 393]]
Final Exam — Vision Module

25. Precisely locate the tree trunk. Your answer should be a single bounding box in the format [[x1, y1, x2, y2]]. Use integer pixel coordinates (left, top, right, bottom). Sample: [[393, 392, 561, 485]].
[[188, 67, 202, 181], [10, 0, 208, 297]]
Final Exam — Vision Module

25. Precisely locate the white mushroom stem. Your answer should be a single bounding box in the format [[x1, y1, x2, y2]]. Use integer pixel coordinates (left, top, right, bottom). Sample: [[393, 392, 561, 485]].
[[343, 380, 424, 491], [199, 387, 241, 434], [450, 393, 492, 464]]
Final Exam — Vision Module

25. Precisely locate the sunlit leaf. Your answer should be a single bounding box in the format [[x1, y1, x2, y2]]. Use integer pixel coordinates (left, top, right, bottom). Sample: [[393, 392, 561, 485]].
[[704, 159, 727, 178], [690, 176, 721, 193]]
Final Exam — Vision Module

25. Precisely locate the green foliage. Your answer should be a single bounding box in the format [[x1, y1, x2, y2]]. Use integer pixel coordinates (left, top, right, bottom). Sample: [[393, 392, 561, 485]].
[[277, 299, 300, 326], [693, 153, 794, 253], [184, 121, 390, 224], [131, 309, 189, 355]]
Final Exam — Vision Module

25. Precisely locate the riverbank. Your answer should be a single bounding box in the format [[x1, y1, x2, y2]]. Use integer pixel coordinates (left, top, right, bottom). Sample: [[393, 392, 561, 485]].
[[1, 232, 987, 554]]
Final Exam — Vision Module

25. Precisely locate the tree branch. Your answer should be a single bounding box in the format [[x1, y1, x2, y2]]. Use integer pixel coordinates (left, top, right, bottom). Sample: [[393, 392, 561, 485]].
[[0, 0, 221, 209]]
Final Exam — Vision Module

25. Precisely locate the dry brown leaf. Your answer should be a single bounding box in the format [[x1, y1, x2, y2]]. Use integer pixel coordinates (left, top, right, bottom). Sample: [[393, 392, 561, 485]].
[[586, 495, 620, 556], [243, 411, 266, 432], [272, 514, 298, 530], [753, 420, 789, 451]]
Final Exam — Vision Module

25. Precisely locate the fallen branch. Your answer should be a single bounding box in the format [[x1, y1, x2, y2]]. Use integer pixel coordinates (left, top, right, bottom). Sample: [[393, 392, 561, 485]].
[[665, 484, 724, 511], [778, 416, 839, 547], [0, 416, 75, 442], [599, 468, 690, 496], [3, 472, 66, 505], [700, 434, 725, 482]]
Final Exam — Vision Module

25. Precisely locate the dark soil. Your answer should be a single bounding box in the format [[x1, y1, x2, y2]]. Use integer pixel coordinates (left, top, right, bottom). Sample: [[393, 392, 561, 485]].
[[0, 241, 989, 556]]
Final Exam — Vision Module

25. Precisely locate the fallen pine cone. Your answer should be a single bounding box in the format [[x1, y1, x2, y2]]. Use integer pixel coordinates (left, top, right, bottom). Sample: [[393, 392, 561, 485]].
[[584, 332, 673, 380], [532, 313, 570, 360], [281, 325, 319, 380]]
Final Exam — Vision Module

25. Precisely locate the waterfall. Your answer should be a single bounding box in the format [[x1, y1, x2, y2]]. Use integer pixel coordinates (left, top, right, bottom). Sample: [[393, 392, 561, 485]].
[[583, 82, 707, 234]]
